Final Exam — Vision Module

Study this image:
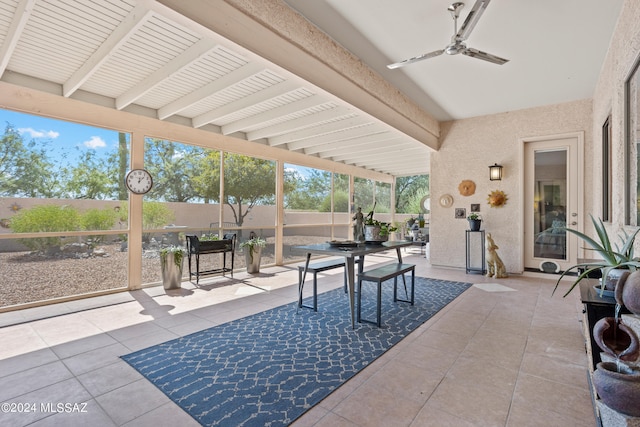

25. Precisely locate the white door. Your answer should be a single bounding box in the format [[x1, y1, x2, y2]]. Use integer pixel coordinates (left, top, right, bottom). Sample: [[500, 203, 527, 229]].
[[524, 135, 582, 272]]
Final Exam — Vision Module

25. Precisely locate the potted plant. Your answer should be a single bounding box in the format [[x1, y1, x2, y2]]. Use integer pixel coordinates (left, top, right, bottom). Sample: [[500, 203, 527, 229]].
[[160, 245, 186, 290], [240, 235, 266, 273], [553, 215, 640, 297], [364, 215, 398, 243], [467, 213, 482, 231]]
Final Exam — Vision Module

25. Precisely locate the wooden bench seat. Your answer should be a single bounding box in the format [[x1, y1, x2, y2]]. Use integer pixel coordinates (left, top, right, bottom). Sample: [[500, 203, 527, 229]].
[[357, 262, 415, 327], [298, 257, 362, 311]]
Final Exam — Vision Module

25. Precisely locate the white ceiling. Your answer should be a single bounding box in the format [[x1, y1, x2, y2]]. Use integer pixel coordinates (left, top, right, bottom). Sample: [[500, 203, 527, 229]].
[[0, 0, 624, 179], [284, 0, 624, 121], [0, 0, 433, 177]]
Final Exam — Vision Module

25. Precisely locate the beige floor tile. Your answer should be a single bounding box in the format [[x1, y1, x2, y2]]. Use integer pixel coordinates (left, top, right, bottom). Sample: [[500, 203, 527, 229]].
[[0, 258, 601, 427], [95, 378, 170, 425]]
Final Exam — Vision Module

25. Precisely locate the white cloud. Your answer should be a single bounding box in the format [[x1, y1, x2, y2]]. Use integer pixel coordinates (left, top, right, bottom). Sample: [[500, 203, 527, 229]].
[[83, 136, 107, 149], [18, 127, 59, 138]]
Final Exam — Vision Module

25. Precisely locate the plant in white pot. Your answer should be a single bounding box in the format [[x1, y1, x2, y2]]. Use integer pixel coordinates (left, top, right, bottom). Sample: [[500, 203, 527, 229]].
[[240, 235, 266, 274], [160, 245, 186, 290]]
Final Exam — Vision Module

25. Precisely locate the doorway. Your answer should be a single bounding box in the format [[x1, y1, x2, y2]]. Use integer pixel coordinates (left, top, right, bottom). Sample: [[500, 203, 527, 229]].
[[523, 134, 583, 272]]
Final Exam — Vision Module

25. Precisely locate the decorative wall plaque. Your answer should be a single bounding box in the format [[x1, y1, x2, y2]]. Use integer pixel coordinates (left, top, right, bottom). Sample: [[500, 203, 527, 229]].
[[458, 180, 476, 196]]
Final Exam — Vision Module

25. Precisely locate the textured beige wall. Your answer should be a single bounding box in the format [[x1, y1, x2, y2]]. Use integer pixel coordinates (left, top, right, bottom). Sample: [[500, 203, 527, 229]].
[[592, 0, 640, 234], [430, 100, 593, 273]]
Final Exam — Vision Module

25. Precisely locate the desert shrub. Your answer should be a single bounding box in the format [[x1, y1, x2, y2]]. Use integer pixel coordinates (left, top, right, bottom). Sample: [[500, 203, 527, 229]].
[[142, 201, 175, 229], [81, 208, 118, 244], [10, 205, 81, 252]]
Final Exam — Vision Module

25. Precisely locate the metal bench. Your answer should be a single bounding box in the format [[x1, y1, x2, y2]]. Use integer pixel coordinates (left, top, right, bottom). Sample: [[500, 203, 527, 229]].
[[298, 257, 362, 311], [357, 262, 415, 327]]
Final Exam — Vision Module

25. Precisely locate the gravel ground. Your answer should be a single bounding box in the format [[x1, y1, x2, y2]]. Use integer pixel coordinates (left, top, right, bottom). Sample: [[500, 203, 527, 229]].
[[0, 236, 326, 308]]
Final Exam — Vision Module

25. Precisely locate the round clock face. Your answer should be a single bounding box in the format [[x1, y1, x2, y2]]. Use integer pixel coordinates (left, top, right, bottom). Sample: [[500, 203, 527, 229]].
[[125, 169, 153, 194]]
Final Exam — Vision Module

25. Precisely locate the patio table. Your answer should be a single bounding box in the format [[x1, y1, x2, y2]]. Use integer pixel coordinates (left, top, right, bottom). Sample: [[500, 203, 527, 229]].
[[293, 240, 413, 328]]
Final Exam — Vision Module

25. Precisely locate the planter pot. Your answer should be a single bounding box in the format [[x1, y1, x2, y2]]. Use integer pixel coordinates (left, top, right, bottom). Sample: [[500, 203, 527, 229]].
[[603, 268, 630, 292], [364, 225, 388, 243], [468, 219, 482, 231], [593, 317, 640, 362], [245, 246, 262, 274], [161, 252, 183, 290], [593, 361, 640, 417], [615, 270, 640, 315]]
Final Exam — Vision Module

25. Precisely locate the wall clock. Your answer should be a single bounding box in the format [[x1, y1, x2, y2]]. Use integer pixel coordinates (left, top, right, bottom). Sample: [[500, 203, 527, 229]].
[[125, 169, 153, 194]]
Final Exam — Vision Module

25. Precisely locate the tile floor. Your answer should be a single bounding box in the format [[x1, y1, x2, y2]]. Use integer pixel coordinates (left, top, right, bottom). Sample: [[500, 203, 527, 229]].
[[0, 250, 595, 426]]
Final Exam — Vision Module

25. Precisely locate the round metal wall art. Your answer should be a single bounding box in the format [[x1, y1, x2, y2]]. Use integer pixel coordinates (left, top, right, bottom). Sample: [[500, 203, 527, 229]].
[[458, 180, 476, 196], [487, 190, 508, 207]]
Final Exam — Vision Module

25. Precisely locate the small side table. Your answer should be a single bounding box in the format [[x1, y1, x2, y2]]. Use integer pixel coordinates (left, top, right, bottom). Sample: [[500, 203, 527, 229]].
[[465, 230, 486, 274]]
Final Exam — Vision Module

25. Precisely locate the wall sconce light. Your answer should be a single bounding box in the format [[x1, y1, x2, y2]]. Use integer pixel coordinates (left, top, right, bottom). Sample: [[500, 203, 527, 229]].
[[489, 163, 503, 181]]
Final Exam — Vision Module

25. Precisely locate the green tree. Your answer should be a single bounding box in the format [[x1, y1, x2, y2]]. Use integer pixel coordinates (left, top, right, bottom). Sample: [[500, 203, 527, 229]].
[[63, 151, 114, 199], [144, 138, 204, 202], [223, 154, 276, 227], [0, 123, 62, 197], [117, 132, 129, 201], [395, 175, 429, 213], [192, 150, 221, 203]]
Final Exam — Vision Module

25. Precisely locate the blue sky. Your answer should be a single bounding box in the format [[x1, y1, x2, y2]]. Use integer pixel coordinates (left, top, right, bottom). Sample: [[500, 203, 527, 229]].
[[1, 109, 123, 164], [1, 108, 316, 178]]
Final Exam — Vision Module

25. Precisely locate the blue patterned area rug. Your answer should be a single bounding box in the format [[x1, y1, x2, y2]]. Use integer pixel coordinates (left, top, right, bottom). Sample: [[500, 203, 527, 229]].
[[122, 277, 471, 426]]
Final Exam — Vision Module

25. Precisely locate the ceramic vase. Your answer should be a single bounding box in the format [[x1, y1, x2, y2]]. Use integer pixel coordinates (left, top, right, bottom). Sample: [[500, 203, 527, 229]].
[[593, 362, 640, 417], [593, 317, 640, 362], [615, 270, 640, 315]]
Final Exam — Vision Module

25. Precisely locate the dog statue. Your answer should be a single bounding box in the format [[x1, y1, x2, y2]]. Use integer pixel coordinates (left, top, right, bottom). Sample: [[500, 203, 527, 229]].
[[486, 233, 508, 278]]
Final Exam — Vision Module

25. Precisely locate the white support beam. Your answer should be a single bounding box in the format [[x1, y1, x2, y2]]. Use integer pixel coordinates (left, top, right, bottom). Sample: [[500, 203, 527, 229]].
[[267, 116, 366, 146], [116, 39, 217, 110], [287, 124, 388, 151], [157, 61, 264, 120], [221, 94, 329, 135], [192, 80, 299, 128], [63, 4, 153, 97], [313, 136, 406, 158], [0, 0, 36, 75], [248, 105, 352, 140]]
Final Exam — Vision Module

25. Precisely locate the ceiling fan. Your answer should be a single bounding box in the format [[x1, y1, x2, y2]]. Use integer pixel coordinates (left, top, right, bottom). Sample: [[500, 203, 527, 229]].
[[387, 0, 509, 69]]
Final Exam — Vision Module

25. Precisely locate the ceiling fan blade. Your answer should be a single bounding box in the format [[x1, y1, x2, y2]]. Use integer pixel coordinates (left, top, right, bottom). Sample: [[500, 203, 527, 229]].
[[387, 49, 444, 69], [456, 0, 491, 41], [462, 47, 508, 65]]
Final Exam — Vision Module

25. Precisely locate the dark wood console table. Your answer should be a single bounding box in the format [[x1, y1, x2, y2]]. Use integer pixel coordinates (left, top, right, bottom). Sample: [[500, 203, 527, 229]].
[[186, 234, 236, 284]]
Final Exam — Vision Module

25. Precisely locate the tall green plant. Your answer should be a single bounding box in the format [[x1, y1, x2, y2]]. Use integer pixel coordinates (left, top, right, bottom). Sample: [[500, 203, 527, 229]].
[[553, 215, 640, 297]]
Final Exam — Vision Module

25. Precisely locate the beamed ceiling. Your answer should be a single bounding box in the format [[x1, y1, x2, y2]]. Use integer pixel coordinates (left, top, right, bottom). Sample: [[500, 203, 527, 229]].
[[0, 0, 435, 177]]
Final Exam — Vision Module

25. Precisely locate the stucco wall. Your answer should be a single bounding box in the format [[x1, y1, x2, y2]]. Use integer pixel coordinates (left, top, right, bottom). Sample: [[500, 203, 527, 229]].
[[592, 0, 640, 234], [430, 99, 593, 273]]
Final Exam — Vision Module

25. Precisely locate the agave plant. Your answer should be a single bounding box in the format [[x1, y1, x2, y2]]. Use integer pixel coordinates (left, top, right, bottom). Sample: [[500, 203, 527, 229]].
[[553, 215, 640, 297]]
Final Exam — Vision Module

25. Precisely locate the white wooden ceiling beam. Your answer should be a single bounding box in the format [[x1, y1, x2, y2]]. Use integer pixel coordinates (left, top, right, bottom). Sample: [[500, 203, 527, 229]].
[[192, 80, 299, 128], [267, 116, 366, 146], [157, 61, 265, 120], [63, 3, 153, 97], [116, 39, 217, 110], [221, 94, 327, 135], [287, 125, 388, 151], [0, 0, 35, 75], [312, 136, 406, 157], [248, 105, 352, 140], [327, 140, 414, 161]]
